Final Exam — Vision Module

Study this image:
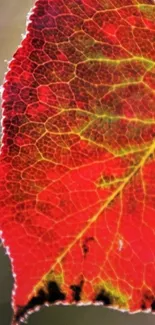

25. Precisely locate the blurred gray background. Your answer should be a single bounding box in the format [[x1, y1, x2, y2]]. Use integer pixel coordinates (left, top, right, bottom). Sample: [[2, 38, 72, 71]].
[[0, 1, 155, 324]]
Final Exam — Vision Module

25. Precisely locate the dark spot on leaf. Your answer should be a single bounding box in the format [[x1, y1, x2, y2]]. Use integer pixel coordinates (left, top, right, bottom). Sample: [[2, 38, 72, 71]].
[[82, 237, 94, 257], [15, 289, 47, 323], [151, 300, 155, 311], [141, 301, 147, 310], [70, 280, 84, 302], [141, 290, 155, 310], [47, 281, 66, 303], [14, 281, 66, 323], [95, 289, 112, 305]]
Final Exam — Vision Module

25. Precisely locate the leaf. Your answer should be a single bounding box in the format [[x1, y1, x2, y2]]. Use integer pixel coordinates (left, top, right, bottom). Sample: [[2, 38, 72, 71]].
[[0, 0, 155, 323]]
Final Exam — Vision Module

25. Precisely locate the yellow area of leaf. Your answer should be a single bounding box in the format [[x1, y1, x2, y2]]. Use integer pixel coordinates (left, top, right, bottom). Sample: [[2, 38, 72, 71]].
[[139, 4, 155, 20], [95, 280, 129, 308], [96, 175, 126, 188], [33, 265, 64, 297]]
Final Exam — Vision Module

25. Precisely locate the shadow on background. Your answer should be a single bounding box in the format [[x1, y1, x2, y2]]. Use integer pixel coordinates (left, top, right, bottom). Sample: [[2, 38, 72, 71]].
[[1, 244, 155, 325]]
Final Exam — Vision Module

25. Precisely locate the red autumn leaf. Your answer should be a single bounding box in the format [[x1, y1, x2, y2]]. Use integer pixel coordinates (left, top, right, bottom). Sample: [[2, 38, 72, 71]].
[[0, 0, 155, 323]]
